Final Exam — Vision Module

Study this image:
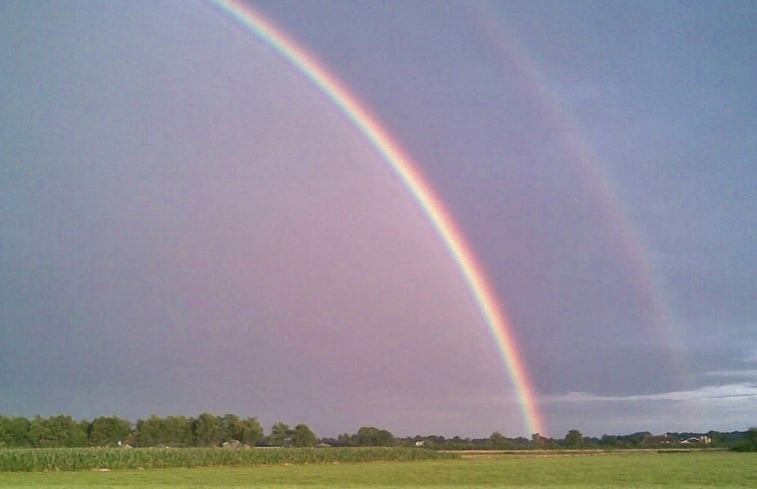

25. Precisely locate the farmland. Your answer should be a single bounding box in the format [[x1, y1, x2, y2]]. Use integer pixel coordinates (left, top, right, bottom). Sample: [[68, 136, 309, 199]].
[[0, 447, 453, 471], [1, 450, 755, 488]]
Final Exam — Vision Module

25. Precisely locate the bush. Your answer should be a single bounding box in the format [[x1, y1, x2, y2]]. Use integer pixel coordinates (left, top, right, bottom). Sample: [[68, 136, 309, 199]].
[[730, 428, 757, 452]]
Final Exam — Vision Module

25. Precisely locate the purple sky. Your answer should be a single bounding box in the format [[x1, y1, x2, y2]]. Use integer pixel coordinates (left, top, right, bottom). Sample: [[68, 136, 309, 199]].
[[1, 1, 755, 438]]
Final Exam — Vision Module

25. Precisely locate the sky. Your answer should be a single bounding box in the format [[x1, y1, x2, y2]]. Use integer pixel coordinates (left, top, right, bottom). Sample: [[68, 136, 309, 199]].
[[1, 0, 754, 438]]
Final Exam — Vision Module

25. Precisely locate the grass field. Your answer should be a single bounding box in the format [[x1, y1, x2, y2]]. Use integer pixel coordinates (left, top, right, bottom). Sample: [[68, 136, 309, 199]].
[[1, 451, 754, 488]]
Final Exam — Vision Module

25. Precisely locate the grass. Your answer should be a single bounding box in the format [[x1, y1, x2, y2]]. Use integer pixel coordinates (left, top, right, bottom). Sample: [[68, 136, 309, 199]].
[[0, 451, 755, 488]]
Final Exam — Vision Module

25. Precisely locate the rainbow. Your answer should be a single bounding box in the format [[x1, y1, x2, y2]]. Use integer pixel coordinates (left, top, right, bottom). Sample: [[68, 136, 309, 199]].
[[473, 3, 689, 389], [210, 0, 546, 436]]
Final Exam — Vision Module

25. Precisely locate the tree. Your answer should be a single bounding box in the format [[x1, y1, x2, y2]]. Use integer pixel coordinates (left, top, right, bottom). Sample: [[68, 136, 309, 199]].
[[564, 429, 584, 449], [221, 414, 241, 441], [221, 415, 262, 446], [88, 416, 131, 446], [193, 413, 224, 447], [241, 417, 264, 446], [337, 432, 353, 446], [489, 431, 511, 449], [292, 424, 317, 447], [599, 434, 618, 448], [28, 415, 87, 447], [268, 422, 292, 447], [706, 430, 723, 446], [731, 427, 757, 452], [135, 415, 166, 447], [531, 433, 544, 449], [0, 416, 31, 447], [355, 426, 396, 446], [164, 415, 193, 446]]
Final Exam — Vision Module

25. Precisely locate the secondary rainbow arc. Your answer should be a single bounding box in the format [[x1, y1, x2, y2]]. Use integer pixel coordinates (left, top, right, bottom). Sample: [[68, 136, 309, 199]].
[[211, 0, 546, 436]]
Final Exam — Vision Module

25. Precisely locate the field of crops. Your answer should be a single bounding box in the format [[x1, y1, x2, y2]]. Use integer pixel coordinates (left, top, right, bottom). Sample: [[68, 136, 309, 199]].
[[1, 451, 754, 488], [0, 446, 455, 471]]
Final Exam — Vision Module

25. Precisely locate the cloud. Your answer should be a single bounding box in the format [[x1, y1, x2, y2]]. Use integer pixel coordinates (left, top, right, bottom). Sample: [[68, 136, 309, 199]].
[[746, 349, 757, 363], [543, 383, 757, 404], [702, 369, 757, 380], [539, 383, 757, 436]]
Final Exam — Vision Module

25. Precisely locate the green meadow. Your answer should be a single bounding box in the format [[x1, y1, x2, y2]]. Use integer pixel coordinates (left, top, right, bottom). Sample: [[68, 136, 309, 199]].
[[1, 450, 755, 488]]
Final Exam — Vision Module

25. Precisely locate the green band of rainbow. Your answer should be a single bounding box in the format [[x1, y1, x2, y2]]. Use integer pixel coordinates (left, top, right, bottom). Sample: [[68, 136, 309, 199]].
[[211, 0, 546, 436]]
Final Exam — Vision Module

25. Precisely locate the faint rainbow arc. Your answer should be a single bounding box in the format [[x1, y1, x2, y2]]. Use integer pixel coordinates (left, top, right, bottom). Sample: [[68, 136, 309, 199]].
[[473, 5, 690, 390], [211, 0, 546, 436]]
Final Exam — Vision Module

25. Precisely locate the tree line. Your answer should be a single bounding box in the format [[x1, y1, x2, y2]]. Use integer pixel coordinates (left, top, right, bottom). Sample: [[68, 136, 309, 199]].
[[332, 428, 755, 450], [0, 413, 404, 449], [1, 413, 753, 450], [0, 413, 302, 448]]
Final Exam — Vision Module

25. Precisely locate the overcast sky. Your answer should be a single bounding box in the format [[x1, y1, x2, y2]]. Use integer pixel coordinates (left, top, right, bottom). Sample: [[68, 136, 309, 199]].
[[1, 0, 754, 438]]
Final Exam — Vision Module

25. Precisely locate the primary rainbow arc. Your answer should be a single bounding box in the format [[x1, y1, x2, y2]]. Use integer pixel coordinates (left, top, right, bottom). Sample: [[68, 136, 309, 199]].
[[211, 0, 546, 436]]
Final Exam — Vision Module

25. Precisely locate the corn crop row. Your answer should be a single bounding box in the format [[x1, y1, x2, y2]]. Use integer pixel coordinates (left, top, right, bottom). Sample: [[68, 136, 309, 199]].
[[0, 447, 458, 471]]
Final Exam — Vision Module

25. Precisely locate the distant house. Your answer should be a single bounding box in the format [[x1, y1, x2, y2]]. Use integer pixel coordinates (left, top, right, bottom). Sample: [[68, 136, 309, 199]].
[[315, 442, 332, 448], [681, 436, 711, 445], [415, 440, 425, 447], [222, 439, 241, 448]]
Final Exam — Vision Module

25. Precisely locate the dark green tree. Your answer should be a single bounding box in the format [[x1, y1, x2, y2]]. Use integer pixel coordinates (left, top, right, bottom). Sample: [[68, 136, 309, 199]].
[[706, 430, 723, 446], [88, 416, 131, 446], [292, 424, 317, 447], [221, 414, 241, 441], [531, 433, 544, 449], [489, 431, 511, 449], [268, 422, 292, 446], [337, 432, 353, 446], [219, 414, 263, 446], [29, 415, 87, 447], [598, 434, 618, 447], [355, 426, 396, 446], [163, 415, 192, 446], [135, 415, 167, 447], [239, 417, 263, 446], [731, 427, 757, 452], [0, 416, 31, 447], [245, 416, 263, 446], [564, 429, 584, 449], [193, 413, 224, 447]]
